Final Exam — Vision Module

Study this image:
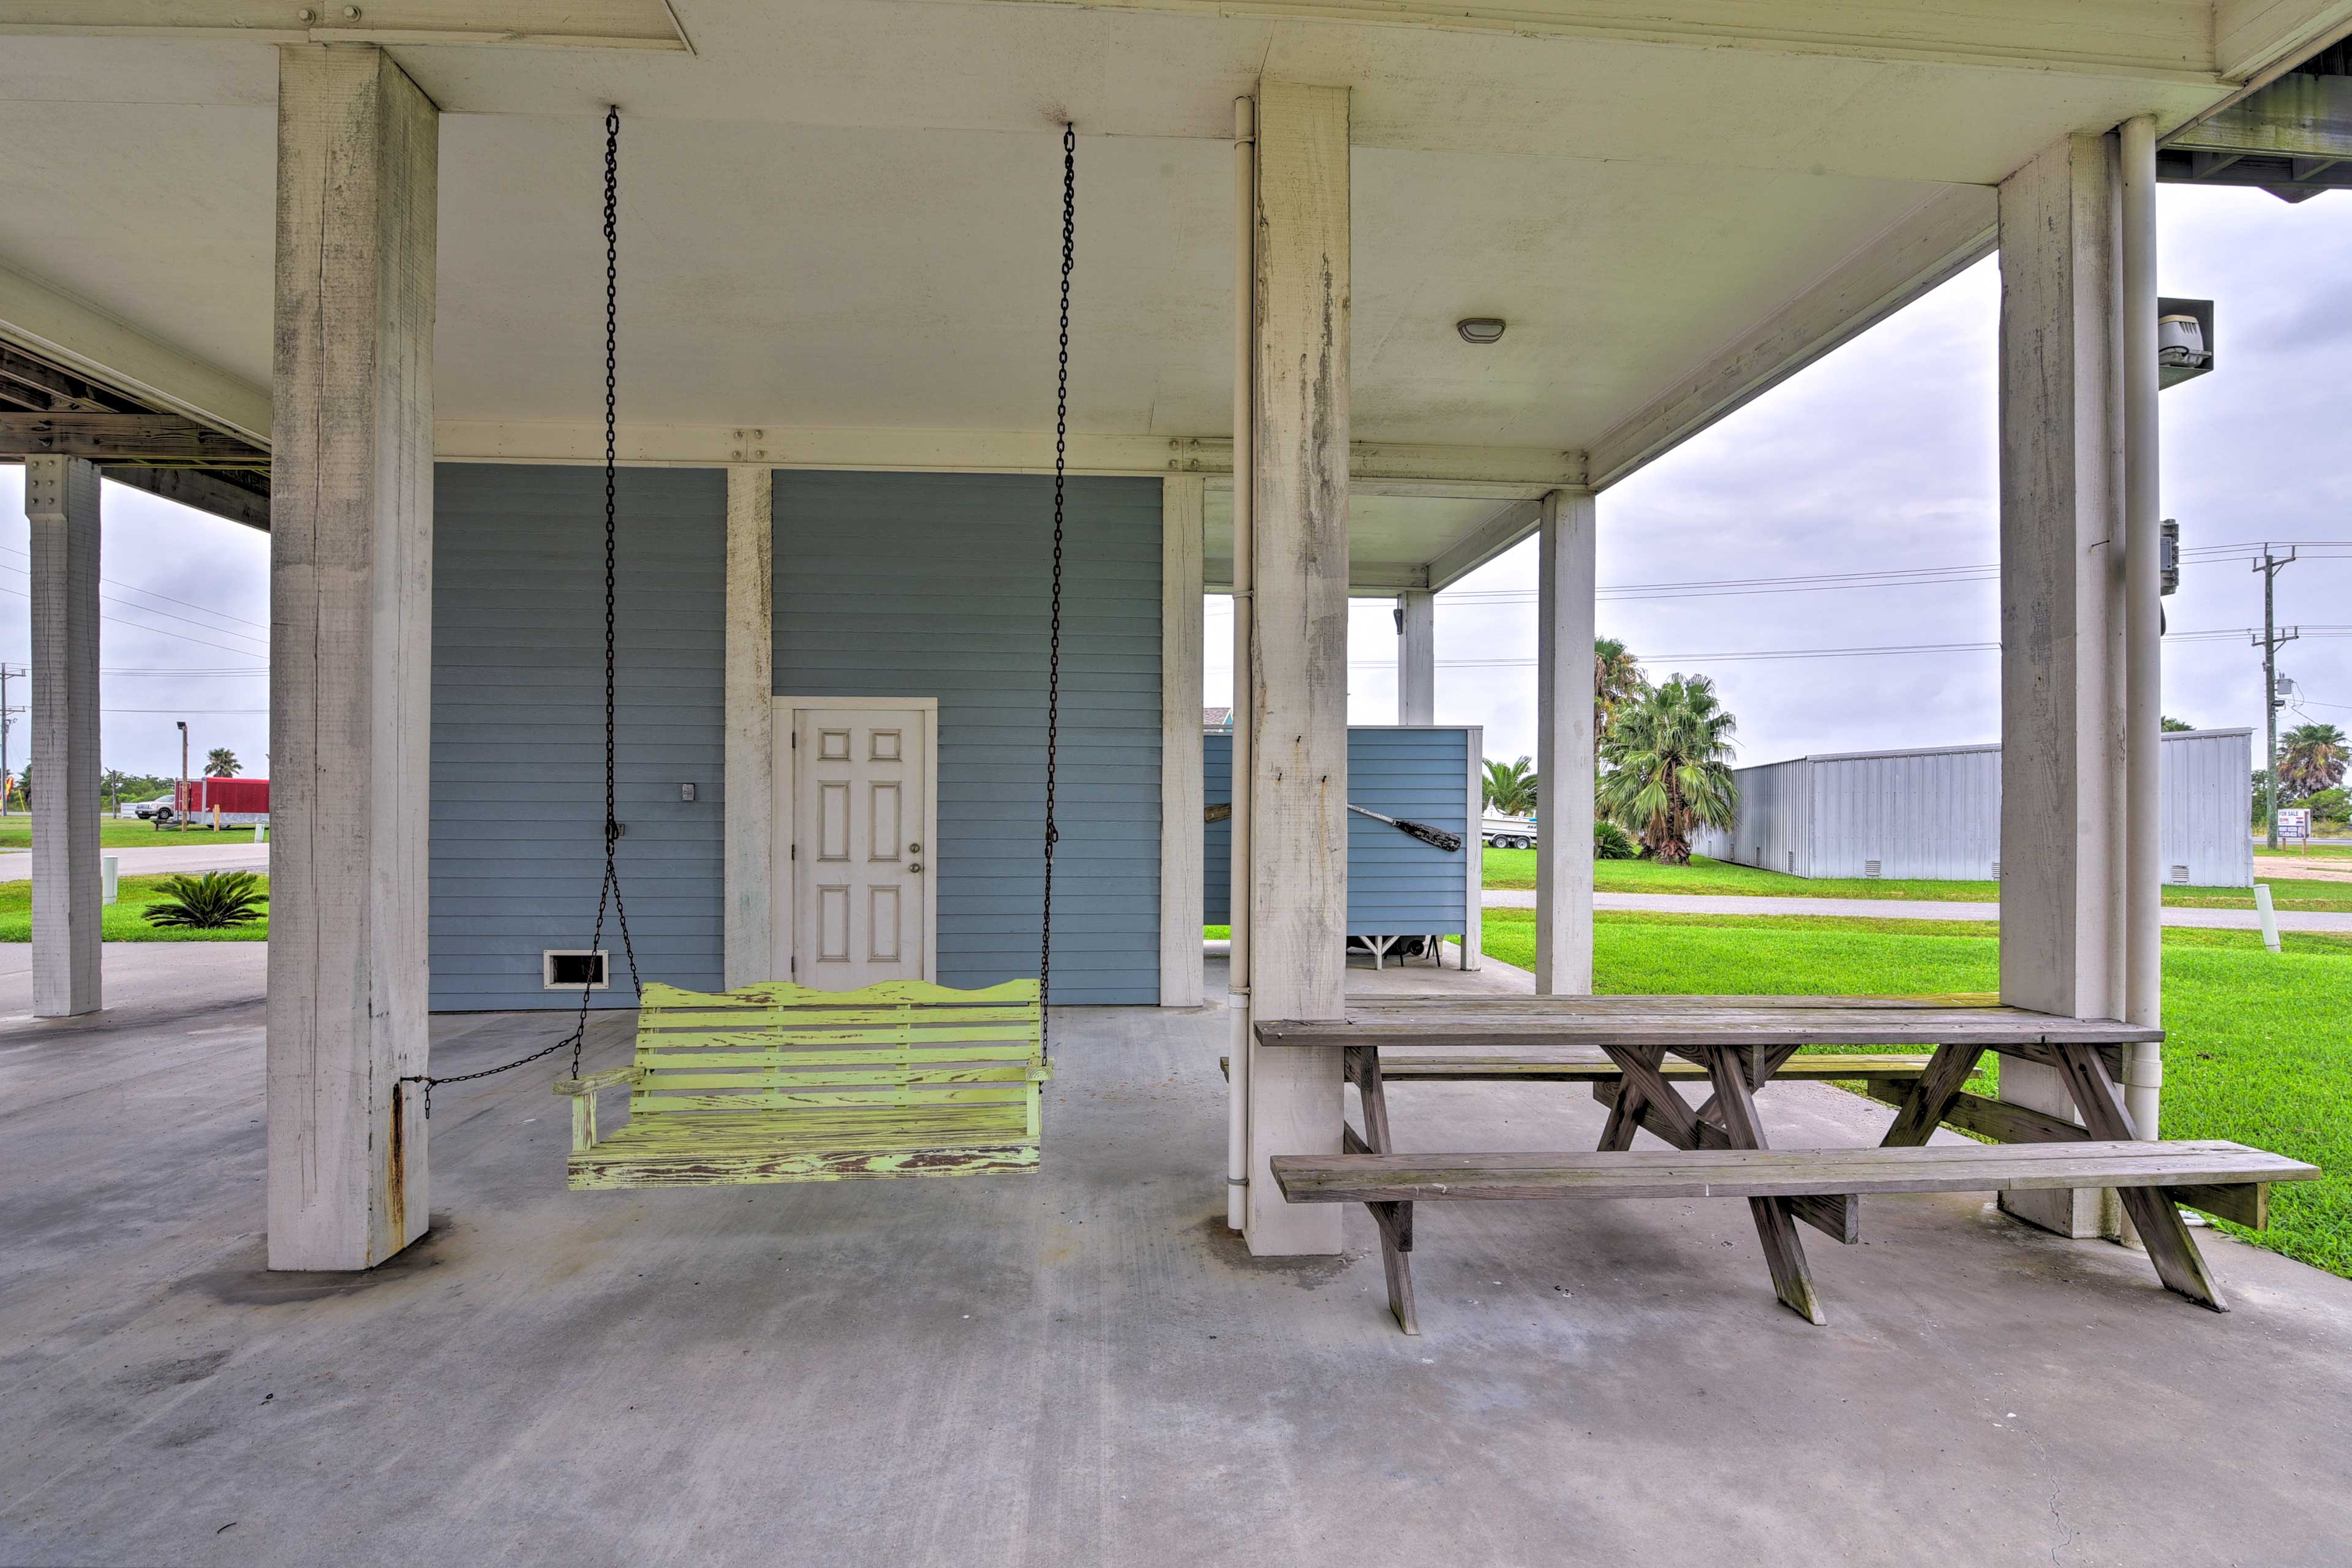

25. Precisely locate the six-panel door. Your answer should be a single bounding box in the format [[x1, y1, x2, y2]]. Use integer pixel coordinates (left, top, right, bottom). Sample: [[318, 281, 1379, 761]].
[[793, 708, 929, 987]]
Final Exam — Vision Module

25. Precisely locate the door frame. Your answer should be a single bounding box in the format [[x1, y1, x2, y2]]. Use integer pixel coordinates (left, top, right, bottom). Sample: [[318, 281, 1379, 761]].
[[771, 695, 941, 986]]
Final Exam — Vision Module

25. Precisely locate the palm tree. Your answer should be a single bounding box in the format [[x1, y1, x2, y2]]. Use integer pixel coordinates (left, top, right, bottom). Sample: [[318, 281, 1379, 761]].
[[2277, 723, 2348, 801], [1598, 674, 1738, 864], [205, 748, 241, 778], [1482, 756, 1539, 817], [1594, 638, 1648, 757]]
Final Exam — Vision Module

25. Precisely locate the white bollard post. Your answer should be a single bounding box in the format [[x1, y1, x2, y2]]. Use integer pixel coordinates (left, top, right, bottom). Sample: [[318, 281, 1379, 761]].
[[2254, 884, 2281, 954], [257, 821, 268, 844], [102, 854, 118, 907]]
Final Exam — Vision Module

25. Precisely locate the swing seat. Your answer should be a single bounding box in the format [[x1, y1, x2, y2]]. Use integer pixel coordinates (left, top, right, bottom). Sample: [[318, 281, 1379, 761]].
[[556, 979, 1048, 1189]]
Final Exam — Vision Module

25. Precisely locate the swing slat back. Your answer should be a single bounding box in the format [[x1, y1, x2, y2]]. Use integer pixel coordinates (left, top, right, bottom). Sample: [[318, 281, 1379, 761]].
[[560, 979, 1047, 1188]]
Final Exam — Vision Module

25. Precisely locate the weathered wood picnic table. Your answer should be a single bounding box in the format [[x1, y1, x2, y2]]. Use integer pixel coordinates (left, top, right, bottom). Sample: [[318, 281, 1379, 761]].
[[1256, 996, 2318, 1333]]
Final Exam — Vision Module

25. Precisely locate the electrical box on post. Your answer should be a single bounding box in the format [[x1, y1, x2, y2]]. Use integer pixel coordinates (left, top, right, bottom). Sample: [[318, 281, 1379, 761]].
[[2160, 519, 2180, 596]]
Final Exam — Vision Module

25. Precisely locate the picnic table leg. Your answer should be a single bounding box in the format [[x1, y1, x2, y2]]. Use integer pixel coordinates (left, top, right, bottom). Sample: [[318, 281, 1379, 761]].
[[1706, 1048, 1827, 1325], [1879, 1042, 1984, 1148], [2053, 1046, 2229, 1312], [1348, 1046, 1419, 1335]]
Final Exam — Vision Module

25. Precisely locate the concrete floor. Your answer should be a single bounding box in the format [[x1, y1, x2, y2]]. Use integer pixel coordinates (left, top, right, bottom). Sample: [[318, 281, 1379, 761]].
[[7, 948, 2352, 1566]]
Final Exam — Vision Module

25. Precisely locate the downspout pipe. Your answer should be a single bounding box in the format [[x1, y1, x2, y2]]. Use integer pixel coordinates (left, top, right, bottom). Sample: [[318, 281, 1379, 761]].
[[1227, 94, 1255, 1231], [2119, 115, 2163, 1159]]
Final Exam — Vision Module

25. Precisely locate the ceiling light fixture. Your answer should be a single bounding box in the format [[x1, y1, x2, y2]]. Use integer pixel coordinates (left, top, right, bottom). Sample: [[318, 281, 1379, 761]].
[[1457, 317, 1506, 344]]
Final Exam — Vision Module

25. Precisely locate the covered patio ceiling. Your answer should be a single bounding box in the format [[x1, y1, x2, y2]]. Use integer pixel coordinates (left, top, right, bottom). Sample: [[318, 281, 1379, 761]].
[[0, 0, 2335, 571]]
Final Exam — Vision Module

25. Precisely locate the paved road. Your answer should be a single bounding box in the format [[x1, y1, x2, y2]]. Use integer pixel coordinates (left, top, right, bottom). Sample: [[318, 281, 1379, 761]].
[[1483, 887, 2352, 933], [0, 842, 270, 883]]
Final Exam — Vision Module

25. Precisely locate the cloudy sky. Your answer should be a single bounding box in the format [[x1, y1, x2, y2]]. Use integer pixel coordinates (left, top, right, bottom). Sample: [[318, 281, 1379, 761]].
[[1218, 180, 2352, 769], [2, 181, 2347, 786]]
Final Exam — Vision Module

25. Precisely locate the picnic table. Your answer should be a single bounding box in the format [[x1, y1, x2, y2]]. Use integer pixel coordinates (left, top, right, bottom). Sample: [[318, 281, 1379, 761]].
[[1256, 996, 2318, 1333]]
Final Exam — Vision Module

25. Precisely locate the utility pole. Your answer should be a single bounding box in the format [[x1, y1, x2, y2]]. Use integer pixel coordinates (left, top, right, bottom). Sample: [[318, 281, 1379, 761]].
[[2252, 546, 2299, 850], [177, 719, 189, 828], [0, 663, 18, 816]]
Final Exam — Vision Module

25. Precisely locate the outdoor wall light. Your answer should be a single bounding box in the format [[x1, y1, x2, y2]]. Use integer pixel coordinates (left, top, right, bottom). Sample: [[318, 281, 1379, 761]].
[[1457, 317, 1507, 344]]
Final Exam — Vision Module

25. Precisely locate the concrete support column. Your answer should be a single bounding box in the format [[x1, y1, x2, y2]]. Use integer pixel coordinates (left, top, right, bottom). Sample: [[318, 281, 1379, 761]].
[[724, 466, 775, 987], [1242, 79, 1350, 1256], [1396, 589, 1434, 725], [1996, 132, 2127, 1239], [1533, 489, 1596, 995], [266, 43, 437, 1270], [24, 455, 102, 1018], [1160, 474, 1205, 1008]]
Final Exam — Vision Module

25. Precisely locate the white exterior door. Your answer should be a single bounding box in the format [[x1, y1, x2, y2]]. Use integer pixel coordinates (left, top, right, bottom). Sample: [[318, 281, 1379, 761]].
[[791, 706, 931, 988]]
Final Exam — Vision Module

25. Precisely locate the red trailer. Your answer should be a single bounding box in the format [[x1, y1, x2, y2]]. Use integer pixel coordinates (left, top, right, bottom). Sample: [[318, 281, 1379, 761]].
[[176, 777, 271, 820]]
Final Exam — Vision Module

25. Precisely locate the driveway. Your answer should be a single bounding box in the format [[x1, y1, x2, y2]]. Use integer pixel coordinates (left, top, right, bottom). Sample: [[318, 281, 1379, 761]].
[[0, 842, 269, 883]]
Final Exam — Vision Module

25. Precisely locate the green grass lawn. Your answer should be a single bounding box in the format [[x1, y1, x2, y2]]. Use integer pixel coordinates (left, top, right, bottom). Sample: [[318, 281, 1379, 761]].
[[0, 872, 269, 941], [1480, 848, 2352, 911], [0, 816, 260, 850], [1479, 904, 2352, 1280]]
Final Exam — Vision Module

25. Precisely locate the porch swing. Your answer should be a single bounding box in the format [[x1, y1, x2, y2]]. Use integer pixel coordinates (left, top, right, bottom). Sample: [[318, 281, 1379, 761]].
[[406, 115, 1072, 1188]]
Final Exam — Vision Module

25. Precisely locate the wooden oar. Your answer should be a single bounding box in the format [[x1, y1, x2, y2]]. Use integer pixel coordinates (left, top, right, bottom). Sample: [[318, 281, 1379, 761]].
[[1203, 801, 1463, 853]]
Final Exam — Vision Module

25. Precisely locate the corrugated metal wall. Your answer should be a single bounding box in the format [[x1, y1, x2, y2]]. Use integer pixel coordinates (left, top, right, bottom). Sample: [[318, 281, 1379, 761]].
[[1695, 729, 2253, 886], [773, 471, 1163, 1003], [1698, 758, 1811, 875], [1204, 726, 1473, 934], [2160, 728, 2255, 887], [431, 464, 727, 1010], [1809, 744, 2001, 880]]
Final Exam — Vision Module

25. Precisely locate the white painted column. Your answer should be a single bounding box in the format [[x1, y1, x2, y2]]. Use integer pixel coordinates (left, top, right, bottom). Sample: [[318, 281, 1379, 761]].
[[1160, 473, 1205, 1007], [24, 455, 101, 1017], [1996, 132, 2127, 1239], [266, 43, 437, 1271], [1396, 588, 1434, 725], [2118, 116, 2164, 1169], [724, 466, 775, 987], [1243, 80, 1350, 1256], [1533, 489, 1596, 995]]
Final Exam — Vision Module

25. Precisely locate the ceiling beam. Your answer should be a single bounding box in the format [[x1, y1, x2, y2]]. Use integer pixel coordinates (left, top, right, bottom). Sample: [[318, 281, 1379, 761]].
[[0, 0, 690, 51], [2166, 69, 2352, 159], [1586, 184, 1996, 492], [99, 465, 271, 532], [0, 345, 121, 415], [0, 260, 270, 445], [2216, 0, 2352, 85], [0, 413, 270, 464], [952, 0, 2218, 83], [1424, 496, 1546, 592], [436, 418, 1583, 488]]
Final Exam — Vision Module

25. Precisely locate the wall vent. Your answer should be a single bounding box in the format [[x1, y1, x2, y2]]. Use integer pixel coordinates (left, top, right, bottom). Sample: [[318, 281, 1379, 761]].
[[2170, 864, 2190, 885], [1991, 861, 2000, 878], [1788, 851, 1796, 875], [1864, 859, 1882, 879], [543, 949, 610, 990]]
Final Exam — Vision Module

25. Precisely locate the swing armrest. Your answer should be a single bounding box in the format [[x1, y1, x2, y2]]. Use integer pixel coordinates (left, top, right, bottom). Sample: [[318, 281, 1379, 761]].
[[553, 1065, 642, 1096], [553, 1066, 641, 1155]]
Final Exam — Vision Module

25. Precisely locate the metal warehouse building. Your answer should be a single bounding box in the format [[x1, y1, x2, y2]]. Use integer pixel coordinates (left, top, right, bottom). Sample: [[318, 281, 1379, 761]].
[[1695, 728, 2253, 888]]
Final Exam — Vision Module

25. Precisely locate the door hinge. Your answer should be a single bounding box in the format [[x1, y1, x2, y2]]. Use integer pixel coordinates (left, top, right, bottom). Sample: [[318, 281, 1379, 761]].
[[790, 843, 797, 860], [790, 729, 797, 748]]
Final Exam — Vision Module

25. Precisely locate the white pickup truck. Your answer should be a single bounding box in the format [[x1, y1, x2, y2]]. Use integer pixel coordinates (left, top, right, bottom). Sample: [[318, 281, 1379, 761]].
[[1481, 814, 1537, 850]]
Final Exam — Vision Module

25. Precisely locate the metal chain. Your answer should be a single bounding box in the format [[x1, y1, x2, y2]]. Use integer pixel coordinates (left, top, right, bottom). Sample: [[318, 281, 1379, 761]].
[[402, 107, 638, 1118], [1039, 123, 1073, 1061]]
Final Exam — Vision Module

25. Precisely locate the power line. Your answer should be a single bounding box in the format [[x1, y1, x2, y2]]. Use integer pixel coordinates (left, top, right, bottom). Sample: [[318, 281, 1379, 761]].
[[0, 584, 271, 660], [0, 545, 271, 635], [100, 707, 269, 715]]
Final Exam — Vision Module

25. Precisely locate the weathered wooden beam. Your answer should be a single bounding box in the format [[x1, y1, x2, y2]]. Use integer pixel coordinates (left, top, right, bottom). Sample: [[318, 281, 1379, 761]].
[[265, 43, 436, 1273], [24, 456, 101, 1018], [99, 465, 270, 531], [1159, 474, 1206, 1008], [0, 413, 268, 464], [0, 345, 119, 414], [0, 257, 272, 443], [723, 466, 774, 987], [0, 0, 691, 50], [1243, 80, 1352, 1257], [1533, 490, 1595, 995]]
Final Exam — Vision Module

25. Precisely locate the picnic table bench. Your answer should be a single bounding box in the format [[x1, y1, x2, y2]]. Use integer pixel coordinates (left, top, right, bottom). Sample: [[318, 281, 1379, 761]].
[[1255, 997, 2319, 1333]]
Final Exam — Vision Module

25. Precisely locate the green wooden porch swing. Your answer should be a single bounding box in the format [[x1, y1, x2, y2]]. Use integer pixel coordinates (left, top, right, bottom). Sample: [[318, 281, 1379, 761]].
[[404, 115, 1074, 1189]]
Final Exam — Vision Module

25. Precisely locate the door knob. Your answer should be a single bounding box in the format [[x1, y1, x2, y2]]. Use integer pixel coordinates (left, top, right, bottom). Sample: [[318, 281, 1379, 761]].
[[910, 862, 923, 873]]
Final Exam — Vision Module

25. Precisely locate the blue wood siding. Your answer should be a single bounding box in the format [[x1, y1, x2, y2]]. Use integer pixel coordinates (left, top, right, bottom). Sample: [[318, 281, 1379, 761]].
[[1204, 727, 1471, 934], [431, 464, 726, 1011], [774, 472, 1162, 1004]]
